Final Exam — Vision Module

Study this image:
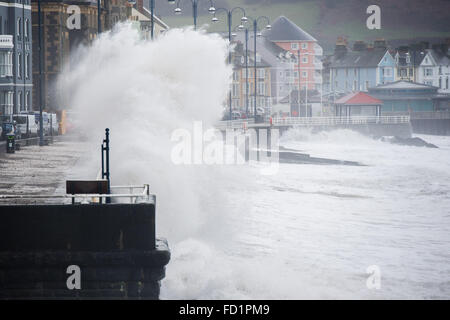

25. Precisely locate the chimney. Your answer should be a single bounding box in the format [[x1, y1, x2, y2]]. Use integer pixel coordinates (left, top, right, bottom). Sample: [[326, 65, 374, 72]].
[[420, 41, 430, 50], [334, 37, 348, 58], [353, 41, 367, 51], [374, 38, 387, 50]]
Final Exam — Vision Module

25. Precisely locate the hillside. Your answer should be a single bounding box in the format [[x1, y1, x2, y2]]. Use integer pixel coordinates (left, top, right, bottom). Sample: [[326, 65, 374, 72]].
[[153, 0, 450, 53]]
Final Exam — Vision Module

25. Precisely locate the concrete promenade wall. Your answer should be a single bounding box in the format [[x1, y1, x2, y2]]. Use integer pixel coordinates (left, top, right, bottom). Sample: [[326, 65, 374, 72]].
[[411, 119, 450, 135], [277, 122, 413, 138], [0, 203, 170, 299]]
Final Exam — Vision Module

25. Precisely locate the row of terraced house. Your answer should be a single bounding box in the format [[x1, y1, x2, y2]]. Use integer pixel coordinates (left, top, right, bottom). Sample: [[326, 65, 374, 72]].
[[327, 38, 450, 96]]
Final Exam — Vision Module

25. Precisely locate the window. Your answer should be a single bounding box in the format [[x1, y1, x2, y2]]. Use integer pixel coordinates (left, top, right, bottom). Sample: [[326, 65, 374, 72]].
[[257, 69, 265, 79], [301, 43, 307, 49], [302, 56, 308, 64], [232, 84, 239, 97], [424, 68, 433, 76], [25, 19, 29, 39], [447, 77, 449, 90], [0, 51, 13, 77], [291, 43, 298, 50], [18, 91, 23, 112], [17, 18, 21, 40], [25, 91, 29, 110], [365, 81, 369, 91], [258, 97, 265, 107], [17, 53, 21, 78], [439, 66, 442, 75], [232, 71, 239, 81], [353, 80, 357, 91], [439, 78, 442, 88], [25, 53, 29, 78], [257, 82, 265, 95], [383, 67, 392, 77], [1, 91, 13, 115], [302, 71, 307, 78]]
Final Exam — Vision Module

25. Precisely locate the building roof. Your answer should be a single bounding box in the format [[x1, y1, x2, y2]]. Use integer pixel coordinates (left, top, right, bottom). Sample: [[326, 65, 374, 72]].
[[335, 92, 382, 105], [141, 7, 169, 29], [263, 16, 317, 42], [372, 80, 438, 90], [330, 48, 389, 68], [233, 32, 293, 68], [428, 48, 450, 66]]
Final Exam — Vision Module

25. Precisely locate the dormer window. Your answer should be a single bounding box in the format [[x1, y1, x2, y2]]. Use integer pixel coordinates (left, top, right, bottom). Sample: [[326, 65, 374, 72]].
[[406, 56, 410, 64]]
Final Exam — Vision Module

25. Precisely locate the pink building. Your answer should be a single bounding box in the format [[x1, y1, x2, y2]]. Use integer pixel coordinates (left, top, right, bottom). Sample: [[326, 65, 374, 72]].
[[265, 16, 323, 91]]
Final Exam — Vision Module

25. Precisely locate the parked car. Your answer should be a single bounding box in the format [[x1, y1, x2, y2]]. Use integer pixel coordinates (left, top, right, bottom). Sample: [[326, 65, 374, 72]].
[[34, 112, 51, 136], [13, 114, 38, 138]]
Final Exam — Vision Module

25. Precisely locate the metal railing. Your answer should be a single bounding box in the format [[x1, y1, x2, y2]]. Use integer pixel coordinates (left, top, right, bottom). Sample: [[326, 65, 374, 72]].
[[0, 184, 155, 204], [217, 115, 410, 129], [271, 115, 410, 126], [216, 118, 255, 129]]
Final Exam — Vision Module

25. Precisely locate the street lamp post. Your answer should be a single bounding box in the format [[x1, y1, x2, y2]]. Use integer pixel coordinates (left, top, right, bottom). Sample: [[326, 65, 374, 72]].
[[212, 7, 247, 120], [150, 0, 154, 40], [248, 16, 271, 120], [297, 49, 301, 117], [245, 28, 249, 115], [38, 0, 44, 146], [97, 0, 101, 34], [168, 0, 216, 31]]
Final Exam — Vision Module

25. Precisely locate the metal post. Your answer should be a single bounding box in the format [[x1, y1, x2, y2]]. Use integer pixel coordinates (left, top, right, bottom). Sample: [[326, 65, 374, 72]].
[[245, 28, 249, 116], [38, 0, 44, 146], [150, 0, 154, 40], [105, 128, 110, 203], [297, 49, 301, 117], [193, 0, 198, 30], [228, 11, 232, 120], [253, 20, 257, 119], [97, 0, 101, 34]]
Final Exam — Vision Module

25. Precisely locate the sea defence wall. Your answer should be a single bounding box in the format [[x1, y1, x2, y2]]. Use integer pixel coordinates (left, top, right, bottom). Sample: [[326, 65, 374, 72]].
[[0, 203, 170, 300], [276, 122, 413, 138], [411, 119, 450, 135]]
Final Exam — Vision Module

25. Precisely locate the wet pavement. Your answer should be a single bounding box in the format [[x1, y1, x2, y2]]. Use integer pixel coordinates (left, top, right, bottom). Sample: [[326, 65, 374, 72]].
[[0, 137, 92, 204]]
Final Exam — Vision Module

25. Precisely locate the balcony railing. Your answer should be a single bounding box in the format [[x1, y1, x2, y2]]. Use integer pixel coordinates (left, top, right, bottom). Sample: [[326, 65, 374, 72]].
[[0, 35, 13, 49]]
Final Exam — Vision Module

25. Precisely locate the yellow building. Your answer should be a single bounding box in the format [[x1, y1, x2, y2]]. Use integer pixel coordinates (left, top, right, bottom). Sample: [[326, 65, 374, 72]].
[[232, 44, 271, 116]]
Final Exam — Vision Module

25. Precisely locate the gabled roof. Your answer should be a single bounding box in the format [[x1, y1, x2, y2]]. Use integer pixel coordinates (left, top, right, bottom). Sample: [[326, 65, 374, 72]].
[[233, 31, 293, 67], [427, 49, 450, 66], [263, 16, 316, 42], [141, 7, 170, 29], [335, 92, 382, 105], [330, 48, 388, 68]]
